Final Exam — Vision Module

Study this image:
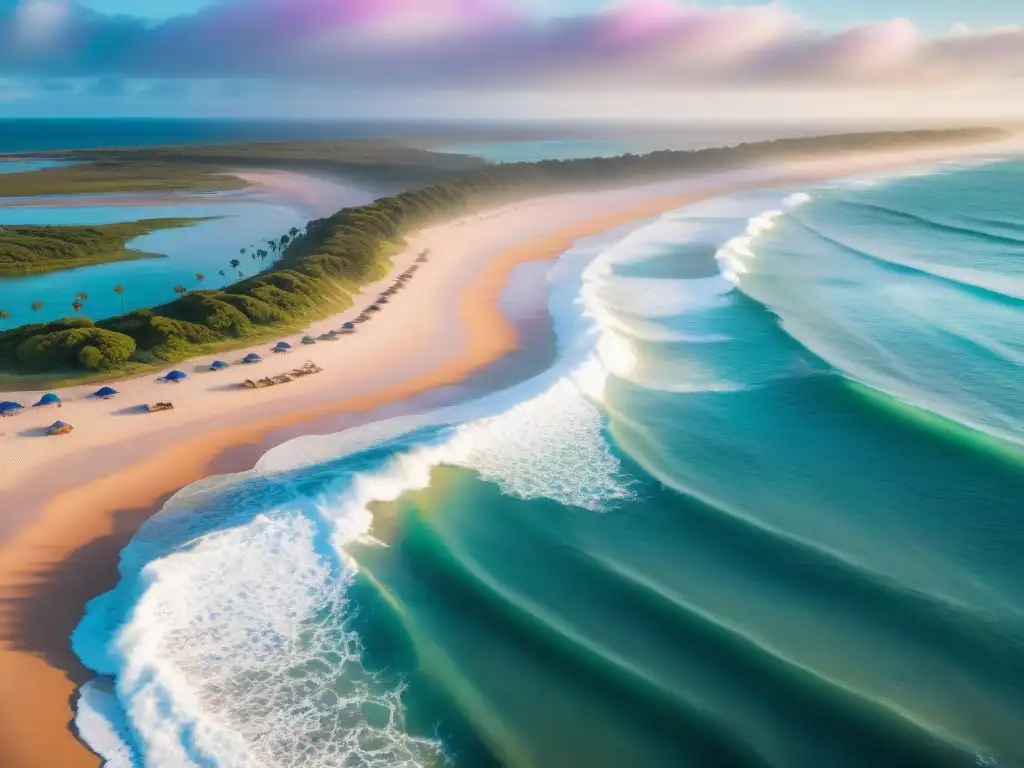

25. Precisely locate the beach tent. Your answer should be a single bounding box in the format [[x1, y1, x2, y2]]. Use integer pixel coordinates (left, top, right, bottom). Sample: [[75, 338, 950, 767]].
[[272, 342, 293, 353], [301, 336, 316, 345], [91, 386, 119, 399], [242, 353, 262, 364], [0, 401, 25, 416], [48, 420, 73, 436], [160, 370, 189, 382], [209, 360, 230, 371], [33, 393, 61, 408]]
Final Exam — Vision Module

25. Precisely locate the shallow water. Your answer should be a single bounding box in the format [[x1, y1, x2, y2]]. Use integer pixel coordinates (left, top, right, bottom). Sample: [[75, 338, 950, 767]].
[[0, 180, 373, 326], [73, 159, 1024, 767], [0, 158, 79, 174]]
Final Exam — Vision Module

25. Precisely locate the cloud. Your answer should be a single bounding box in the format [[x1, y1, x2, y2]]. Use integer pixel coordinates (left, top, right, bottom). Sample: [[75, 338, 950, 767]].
[[0, 0, 1021, 91]]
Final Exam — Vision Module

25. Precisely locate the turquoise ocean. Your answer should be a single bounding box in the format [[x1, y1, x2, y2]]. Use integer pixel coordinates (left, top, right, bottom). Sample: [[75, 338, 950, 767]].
[[71, 158, 1024, 767]]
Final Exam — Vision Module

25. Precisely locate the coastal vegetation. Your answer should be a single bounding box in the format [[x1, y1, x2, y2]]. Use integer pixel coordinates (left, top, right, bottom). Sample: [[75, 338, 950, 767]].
[[0, 127, 1003, 382], [0, 161, 247, 197], [2, 139, 487, 197], [0, 218, 212, 276]]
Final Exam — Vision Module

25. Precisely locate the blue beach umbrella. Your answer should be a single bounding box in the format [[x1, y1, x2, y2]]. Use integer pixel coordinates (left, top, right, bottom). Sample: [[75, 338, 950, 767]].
[[161, 370, 188, 382], [91, 386, 119, 399], [342, 322, 355, 330], [0, 401, 25, 416], [242, 353, 262, 364], [209, 360, 230, 371], [272, 341, 292, 352], [33, 393, 61, 407]]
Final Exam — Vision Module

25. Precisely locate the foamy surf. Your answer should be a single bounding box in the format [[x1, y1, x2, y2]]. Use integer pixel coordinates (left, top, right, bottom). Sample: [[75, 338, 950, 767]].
[[71, 219, 649, 767]]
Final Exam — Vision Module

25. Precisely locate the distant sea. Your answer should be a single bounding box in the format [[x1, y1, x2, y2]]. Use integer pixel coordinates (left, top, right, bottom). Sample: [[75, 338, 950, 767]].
[[0, 117, 855, 156], [71, 157, 1024, 766]]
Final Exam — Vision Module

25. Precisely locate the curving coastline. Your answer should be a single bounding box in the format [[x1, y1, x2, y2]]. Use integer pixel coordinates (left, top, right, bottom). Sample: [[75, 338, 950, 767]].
[[0, 139, 1016, 767]]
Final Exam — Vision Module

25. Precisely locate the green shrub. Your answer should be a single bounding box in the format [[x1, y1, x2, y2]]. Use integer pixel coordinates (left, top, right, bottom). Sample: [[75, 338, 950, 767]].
[[77, 345, 103, 370], [16, 327, 136, 371], [217, 293, 292, 325], [164, 293, 252, 337]]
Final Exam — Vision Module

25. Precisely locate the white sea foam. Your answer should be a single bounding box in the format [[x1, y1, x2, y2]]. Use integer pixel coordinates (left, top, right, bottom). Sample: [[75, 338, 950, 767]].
[[75, 680, 135, 768], [73, 222, 644, 768], [75, 187, 821, 767], [716, 191, 810, 284]]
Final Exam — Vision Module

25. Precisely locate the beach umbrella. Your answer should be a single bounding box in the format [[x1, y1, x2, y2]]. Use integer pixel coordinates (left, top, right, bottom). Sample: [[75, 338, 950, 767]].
[[273, 341, 292, 352], [243, 353, 262, 363], [161, 370, 188, 382], [342, 322, 355, 330], [209, 360, 229, 371], [33, 393, 61, 407], [91, 386, 119, 399], [48, 420, 73, 435], [0, 401, 25, 416]]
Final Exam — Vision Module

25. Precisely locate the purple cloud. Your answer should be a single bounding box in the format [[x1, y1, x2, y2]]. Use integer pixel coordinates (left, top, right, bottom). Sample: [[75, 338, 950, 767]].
[[0, 0, 1022, 90]]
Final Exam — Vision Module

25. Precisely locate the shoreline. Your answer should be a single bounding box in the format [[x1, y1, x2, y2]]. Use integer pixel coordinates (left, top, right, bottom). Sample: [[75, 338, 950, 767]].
[[0, 141, 1013, 767]]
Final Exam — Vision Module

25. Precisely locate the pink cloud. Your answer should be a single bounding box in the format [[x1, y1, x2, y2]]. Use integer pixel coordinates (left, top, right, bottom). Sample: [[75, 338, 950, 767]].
[[0, 0, 1022, 91]]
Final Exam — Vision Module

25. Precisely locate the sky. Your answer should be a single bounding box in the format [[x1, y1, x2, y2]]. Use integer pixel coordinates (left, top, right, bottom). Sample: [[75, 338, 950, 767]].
[[77, 0, 1023, 33], [1, 0, 1022, 122]]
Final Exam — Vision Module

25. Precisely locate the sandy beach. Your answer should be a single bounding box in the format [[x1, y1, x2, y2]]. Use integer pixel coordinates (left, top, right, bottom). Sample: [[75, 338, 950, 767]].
[[0, 140, 1013, 767]]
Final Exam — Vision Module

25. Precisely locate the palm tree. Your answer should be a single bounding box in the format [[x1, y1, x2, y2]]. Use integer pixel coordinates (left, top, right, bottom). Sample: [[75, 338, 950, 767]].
[[289, 227, 299, 238], [196, 272, 205, 284], [280, 234, 290, 248], [30, 301, 43, 312], [230, 259, 240, 270], [75, 291, 89, 301], [172, 284, 187, 295], [72, 299, 83, 313], [0, 310, 9, 321], [113, 284, 125, 312]]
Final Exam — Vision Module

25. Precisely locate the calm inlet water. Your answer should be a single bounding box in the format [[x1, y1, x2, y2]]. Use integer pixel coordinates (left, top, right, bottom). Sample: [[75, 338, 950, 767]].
[[0, 181, 373, 326], [73, 159, 1024, 767]]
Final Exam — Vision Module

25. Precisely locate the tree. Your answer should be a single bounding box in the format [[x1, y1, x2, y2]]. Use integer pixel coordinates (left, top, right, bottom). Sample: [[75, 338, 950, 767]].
[[289, 227, 299, 238], [230, 259, 241, 270], [0, 310, 9, 321], [113, 284, 125, 313], [172, 284, 187, 295], [196, 273, 205, 283], [75, 291, 89, 301], [72, 299, 83, 313], [30, 301, 43, 312], [280, 234, 290, 248]]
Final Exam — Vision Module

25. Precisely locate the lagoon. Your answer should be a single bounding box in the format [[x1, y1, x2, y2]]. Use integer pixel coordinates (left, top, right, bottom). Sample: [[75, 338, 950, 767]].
[[0, 176, 374, 327]]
